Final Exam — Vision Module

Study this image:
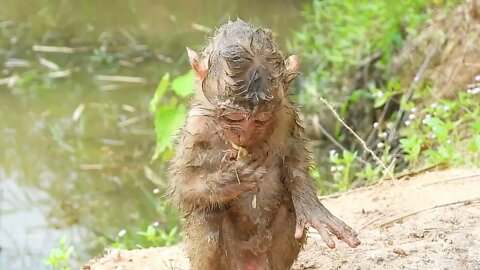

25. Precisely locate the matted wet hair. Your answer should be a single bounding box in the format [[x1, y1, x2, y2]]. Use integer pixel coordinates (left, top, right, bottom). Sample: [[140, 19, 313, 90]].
[[201, 19, 286, 111]]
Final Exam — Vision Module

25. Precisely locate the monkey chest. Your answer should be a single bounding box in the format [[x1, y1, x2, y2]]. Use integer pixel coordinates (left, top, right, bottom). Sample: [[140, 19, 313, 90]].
[[230, 164, 287, 226]]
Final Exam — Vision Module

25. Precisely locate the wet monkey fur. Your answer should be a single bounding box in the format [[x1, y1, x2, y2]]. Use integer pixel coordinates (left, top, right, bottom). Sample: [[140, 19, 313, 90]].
[[168, 19, 360, 270]]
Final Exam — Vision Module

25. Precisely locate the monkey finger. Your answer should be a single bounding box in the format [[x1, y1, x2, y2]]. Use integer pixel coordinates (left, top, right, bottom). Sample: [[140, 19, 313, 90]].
[[336, 226, 361, 248], [294, 222, 307, 239], [312, 222, 336, 249], [325, 222, 361, 248]]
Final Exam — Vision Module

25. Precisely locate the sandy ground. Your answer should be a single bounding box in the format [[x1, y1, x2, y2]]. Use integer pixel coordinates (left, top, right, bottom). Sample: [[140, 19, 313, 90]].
[[84, 168, 480, 270]]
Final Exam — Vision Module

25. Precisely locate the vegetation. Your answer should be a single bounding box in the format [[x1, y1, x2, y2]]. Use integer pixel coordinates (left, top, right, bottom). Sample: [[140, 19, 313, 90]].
[[2, 0, 472, 269], [43, 236, 75, 270]]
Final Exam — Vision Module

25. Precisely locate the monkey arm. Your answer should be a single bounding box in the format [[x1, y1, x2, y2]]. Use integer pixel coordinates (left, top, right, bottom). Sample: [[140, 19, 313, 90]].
[[168, 126, 258, 212], [169, 166, 256, 212], [283, 135, 361, 249]]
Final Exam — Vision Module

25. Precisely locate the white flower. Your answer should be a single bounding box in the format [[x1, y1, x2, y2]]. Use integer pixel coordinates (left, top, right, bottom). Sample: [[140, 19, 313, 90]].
[[152, 221, 160, 227], [446, 140, 452, 144], [377, 142, 385, 148], [405, 120, 411, 126], [373, 122, 379, 128], [337, 165, 345, 171], [153, 188, 160, 194], [376, 91, 384, 98], [330, 167, 337, 172], [410, 107, 417, 113], [118, 229, 127, 238], [443, 105, 450, 111], [379, 132, 388, 138], [425, 114, 432, 119], [475, 75, 480, 81], [408, 114, 416, 120], [329, 149, 337, 156], [430, 134, 437, 139], [431, 103, 437, 108]]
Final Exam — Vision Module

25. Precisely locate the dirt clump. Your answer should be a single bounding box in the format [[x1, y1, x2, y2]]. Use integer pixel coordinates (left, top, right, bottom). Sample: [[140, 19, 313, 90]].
[[85, 168, 480, 270]]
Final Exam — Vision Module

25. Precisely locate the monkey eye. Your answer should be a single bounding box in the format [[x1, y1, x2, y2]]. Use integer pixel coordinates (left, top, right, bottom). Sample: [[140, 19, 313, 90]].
[[253, 112, 272, 123], [221, 113, 246, 123]]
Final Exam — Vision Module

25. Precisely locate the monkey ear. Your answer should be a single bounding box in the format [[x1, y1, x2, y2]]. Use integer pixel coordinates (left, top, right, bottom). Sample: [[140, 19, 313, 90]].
[[284, 55, 300, 84], [186, 47, 207, 81]]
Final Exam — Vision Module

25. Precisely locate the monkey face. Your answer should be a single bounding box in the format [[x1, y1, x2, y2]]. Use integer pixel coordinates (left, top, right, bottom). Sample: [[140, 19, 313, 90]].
[[218, 108, 275, 148]]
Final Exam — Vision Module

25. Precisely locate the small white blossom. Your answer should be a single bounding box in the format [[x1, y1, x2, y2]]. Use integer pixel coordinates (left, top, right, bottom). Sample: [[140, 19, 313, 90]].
[[470, 87, 480, 95], [377, 142, 385, 148], [373, 122, 379, 128], [430, 134, 437, 139], [337, 165, 345, 171], [153, 188, 160, 194], [475, 75, 480, 81], [410, 107, 417, 113], [431, 103, 437, 108], [405, 120, 412, 126], [446, 140, 452, 144], [443, 105, 450, 111], [422, 119, 428, 125], [408, 114, 416, 120], [425, 114, 432, 119], [152, 221, 160, 227], [379, 132, 388, 138], [118, 229, 127, 238], [330, 167, 337, 172], [376, 91, 384, 98], [329, 149, 337, 156]]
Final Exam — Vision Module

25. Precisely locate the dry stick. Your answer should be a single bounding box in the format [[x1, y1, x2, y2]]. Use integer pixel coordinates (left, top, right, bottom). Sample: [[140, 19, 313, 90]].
[[380, 198, 480, 229], [316, 121, 369, 165], [320, 97, 397, 181], [423, 172, 480, 186]]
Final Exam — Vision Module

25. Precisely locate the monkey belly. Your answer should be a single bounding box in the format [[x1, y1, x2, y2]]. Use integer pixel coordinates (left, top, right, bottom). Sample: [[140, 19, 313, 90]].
[[223, 195, 302, 270], [221, 173, 303, 270]]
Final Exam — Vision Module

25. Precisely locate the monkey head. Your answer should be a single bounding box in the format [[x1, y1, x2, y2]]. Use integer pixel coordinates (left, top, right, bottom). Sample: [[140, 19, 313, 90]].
[[187, 19, 300, 148]]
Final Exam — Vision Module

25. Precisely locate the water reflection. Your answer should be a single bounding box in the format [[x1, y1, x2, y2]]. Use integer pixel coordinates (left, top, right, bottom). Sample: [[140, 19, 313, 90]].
[[0, 0, 305, 268]]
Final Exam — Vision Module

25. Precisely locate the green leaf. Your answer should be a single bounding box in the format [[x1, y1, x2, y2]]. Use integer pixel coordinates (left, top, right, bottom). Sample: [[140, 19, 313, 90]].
[[152, 104, 187, 161], [149, 73, 170, 113], [342, 150, 357, 164], [171, 70, 194, 97]]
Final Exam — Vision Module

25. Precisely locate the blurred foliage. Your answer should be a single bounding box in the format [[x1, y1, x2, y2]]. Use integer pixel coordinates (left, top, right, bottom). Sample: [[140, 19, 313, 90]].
[[291, 0, 457, 107], [4, 0, 477, 267], [43, 235, 74, 270], [149, 70, 194, 161]]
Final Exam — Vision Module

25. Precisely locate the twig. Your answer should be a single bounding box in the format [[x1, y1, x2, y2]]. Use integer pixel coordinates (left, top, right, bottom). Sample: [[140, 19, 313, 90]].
[[95, 75, 147, 84], [315, 119, 369, 165], [320, 97, 397, 181], [386, 163, 448, 180], [32, 45, 91, 53], [423, 172, 480, 186], [380, 198, 480, 229], [389, 45, 438, 143]]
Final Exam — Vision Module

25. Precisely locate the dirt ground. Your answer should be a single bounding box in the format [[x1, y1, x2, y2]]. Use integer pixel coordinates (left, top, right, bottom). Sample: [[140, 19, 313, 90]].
[[85, 168, 480, 270]]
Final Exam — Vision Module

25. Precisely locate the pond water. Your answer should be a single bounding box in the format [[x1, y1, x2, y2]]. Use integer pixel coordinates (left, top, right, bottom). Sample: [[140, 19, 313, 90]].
[[0, 1, 306, 269]]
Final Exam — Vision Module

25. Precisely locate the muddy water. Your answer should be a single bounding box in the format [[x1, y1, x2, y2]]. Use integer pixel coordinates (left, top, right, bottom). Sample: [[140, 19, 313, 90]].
[[0, 0, 305, 269]]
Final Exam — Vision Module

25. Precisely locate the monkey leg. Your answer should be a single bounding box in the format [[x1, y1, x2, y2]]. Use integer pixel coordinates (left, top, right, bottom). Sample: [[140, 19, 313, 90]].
[[267, 199, 305, 270], [184, 211, 226, 270]]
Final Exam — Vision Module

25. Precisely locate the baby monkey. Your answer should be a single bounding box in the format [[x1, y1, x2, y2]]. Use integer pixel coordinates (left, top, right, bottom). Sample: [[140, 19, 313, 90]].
[[168, 19, 360, 270]]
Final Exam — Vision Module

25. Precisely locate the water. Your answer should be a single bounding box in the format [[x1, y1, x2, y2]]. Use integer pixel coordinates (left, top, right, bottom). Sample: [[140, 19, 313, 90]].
[[0, 1, 305, 269]]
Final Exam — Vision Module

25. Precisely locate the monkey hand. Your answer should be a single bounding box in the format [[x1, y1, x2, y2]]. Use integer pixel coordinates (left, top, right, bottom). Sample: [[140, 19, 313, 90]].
[[294, 203, 361, 249], [214, 157, 264, 201]]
